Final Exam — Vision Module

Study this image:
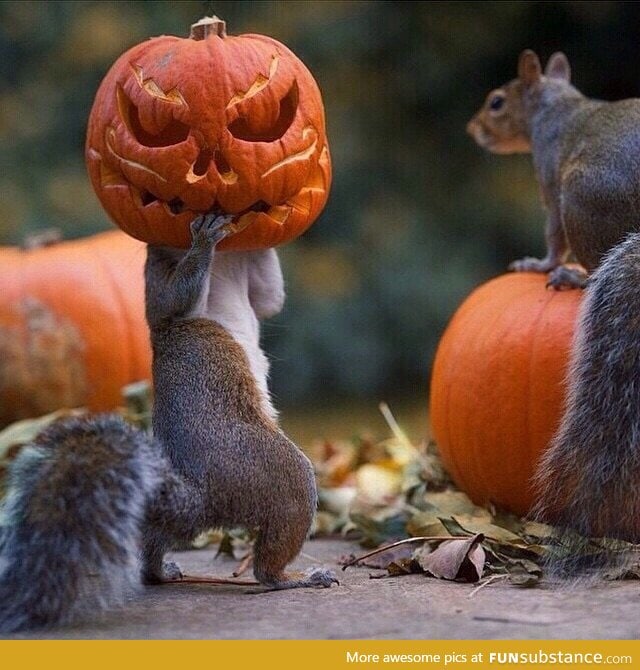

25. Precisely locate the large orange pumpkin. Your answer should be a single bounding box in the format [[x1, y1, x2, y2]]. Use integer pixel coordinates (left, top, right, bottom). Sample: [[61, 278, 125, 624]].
[[429, 272, 584, 516], [0, 231, 150, 427], [86, 16, 331, 250]]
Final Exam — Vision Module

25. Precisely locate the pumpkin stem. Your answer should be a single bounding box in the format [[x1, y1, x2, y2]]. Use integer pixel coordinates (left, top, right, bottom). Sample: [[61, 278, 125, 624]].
[[190, 16, 227, 40]]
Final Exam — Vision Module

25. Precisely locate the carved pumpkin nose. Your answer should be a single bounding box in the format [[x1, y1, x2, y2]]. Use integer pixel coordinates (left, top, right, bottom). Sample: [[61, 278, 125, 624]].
[[86, 15, 331, 250]]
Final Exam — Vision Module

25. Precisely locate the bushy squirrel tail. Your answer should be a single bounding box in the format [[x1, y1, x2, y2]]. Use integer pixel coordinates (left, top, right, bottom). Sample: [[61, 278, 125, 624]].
[[0, 414, 161, 633], [533, 233, 640, 576]]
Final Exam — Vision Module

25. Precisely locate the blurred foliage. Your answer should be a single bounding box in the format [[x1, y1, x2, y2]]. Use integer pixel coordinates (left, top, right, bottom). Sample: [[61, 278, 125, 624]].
[[2, 1, 640, 406]]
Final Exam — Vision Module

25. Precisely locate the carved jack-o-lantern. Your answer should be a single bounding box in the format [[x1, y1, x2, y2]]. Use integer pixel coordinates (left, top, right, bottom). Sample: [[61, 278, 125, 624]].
[[86, 16, 331, 249]]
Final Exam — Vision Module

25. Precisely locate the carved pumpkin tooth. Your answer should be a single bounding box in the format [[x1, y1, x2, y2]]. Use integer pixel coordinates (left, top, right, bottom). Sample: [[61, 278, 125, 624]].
[[228, 211, 257, 233], [100, 161, 126, 188], [267, 205, 291, 225]]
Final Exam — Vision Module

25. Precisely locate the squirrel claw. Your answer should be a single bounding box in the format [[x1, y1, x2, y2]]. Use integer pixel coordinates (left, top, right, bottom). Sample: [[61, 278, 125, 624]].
[[546, 266, 588, 290], [190, 213, 234, 245]]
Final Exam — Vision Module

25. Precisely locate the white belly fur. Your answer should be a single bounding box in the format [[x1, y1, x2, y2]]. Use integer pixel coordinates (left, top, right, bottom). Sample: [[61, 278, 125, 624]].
[[200, 251, 277, 422]]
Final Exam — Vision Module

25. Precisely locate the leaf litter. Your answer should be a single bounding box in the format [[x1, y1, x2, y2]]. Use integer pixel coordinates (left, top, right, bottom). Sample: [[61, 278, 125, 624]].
[[2, 396, 640, 589]]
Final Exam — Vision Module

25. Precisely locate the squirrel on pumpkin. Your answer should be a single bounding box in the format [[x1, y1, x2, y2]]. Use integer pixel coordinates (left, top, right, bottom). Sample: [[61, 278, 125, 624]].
[[468, 49, 640, 569], [0, 213, 337, 634]]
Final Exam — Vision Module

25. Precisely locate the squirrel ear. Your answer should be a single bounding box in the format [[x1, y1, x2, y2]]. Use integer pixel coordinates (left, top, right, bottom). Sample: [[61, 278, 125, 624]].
[[545, 52, 571, 81], [518, 49, 542, 86]]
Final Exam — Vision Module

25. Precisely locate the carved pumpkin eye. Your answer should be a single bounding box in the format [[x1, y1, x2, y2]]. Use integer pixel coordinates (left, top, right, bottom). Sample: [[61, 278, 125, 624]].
[[228, 81, 298, 142], [116, 85, 190, 147]]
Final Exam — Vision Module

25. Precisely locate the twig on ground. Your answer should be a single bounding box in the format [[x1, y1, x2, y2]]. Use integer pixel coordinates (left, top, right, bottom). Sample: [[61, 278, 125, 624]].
[[232, 552, 254, 577], [468, 574, 509, 598], [162, 575, 259, 586], [341, 536, 468, 570]]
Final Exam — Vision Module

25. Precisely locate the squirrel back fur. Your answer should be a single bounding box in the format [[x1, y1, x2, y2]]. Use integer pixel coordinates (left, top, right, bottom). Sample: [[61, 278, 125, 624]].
[[0, 414, 160, 632], [533, 233, 640, 573]]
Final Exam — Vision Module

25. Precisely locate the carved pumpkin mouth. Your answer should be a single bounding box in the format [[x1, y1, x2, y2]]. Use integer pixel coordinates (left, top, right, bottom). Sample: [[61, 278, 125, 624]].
[[132, 191, 272, 234], [90, 115, 325, 235], [89, 141, 328, 239]]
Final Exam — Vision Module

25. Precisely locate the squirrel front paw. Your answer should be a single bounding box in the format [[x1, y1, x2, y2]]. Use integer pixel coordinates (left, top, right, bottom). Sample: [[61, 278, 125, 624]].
[[190, 213, 234, 247], [508, 256, 558, 273]]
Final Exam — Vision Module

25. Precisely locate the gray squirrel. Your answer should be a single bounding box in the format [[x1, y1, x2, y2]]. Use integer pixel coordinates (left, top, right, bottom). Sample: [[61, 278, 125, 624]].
[[468, 50, 640, 564], [0, 214, 337, 633]]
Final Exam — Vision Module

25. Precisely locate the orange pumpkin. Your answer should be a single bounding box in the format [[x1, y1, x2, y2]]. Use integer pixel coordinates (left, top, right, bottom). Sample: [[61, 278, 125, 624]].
[[85, 16, 331, 250], [0, 231, 150, 427], [429, 272, 583, 515]]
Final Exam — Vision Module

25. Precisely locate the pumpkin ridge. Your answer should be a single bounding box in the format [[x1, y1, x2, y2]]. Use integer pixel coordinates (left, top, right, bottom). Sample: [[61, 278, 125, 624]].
[[438, 279, 506, 499], [464, 277, 529, 507], [430, 273, 583, 514], [519, 280, 551, 512], [92, 239, 138, 393]]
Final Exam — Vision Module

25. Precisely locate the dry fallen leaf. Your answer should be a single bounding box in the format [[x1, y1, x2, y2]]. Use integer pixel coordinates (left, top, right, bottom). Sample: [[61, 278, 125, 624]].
[[416, 533, 486, 582]]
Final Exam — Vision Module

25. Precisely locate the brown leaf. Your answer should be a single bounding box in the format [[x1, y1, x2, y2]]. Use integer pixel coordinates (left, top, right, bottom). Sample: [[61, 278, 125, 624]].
[[387, 557, 423, 576], [519, 520, 556, 543], [422, 490, 480, 518], [507, 563, 542, 588], [449, 515, 522, 543], [416, 534, 486, 582], [406, 512, 448, 538]]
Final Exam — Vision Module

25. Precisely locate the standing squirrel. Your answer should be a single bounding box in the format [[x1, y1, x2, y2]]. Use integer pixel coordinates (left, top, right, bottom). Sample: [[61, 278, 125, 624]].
[[467, 49, 640, 289], [0, 214, 337, 633], [468, 51, 640, 565]]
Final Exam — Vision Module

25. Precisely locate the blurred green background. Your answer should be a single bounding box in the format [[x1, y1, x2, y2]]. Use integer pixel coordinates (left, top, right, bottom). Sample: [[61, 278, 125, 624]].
[[3, 0, 640, 438]]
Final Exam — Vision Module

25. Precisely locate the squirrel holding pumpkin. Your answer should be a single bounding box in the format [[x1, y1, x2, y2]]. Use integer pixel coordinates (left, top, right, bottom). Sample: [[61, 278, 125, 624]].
[[468, 49, 640, 567], [0, 214, 337, 633]]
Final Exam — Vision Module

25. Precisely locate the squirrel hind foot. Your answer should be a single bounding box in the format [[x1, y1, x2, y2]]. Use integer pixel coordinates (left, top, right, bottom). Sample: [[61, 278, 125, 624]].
[[252, 568, 340, 592], [142, 560, 183, 585], [546, 265, 588, 290]]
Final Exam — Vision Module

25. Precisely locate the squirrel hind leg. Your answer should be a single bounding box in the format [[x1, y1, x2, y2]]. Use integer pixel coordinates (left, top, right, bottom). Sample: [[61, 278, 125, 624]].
[[141, 470, 205, 584], [251, 520, 338, 591]]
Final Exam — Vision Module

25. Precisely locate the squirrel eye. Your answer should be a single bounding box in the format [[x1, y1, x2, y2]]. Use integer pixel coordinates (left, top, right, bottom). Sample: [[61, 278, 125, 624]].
[[489, 94, 505, 112]]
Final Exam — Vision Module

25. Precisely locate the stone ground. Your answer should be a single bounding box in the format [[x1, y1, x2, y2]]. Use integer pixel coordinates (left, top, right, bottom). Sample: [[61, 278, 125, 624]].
[[8, 538, 640, 640]]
